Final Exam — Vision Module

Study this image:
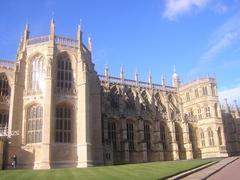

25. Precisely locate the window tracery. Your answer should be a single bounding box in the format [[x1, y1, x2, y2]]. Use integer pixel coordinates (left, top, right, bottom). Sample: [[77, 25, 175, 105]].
[[55, 104, 72, 143], [27, 105, 43, 143]]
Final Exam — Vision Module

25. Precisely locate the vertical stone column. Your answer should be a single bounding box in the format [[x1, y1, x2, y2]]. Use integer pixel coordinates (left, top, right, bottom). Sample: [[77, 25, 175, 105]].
[[120, 117, 129, 163], [138, 118, 147, 162], [154, 120, 164, 160], [182, 122, 193, 160], [167, 121, 179, 160], [76, 61, 92, 168], [38, 35, 55, 169]]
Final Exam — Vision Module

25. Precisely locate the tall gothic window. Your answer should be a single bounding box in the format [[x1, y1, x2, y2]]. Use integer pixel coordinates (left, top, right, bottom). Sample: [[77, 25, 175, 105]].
[[144, 123, 151, 150], [200, 130, 205, 147], [208, 128, 214, 146], [57, 53, 73, 90], [31, 56, 44, 91], [0, 111, 8, 128], [27, 105, 43, 143], [55, 104, 72, 143], [127, 122, 134, 151], [108, 121, 117, 150], [0, 74, 10, 97]]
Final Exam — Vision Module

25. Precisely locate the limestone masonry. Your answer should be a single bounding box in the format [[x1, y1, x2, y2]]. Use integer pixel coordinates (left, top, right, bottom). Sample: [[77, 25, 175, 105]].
[[0, 20, 239, 169]]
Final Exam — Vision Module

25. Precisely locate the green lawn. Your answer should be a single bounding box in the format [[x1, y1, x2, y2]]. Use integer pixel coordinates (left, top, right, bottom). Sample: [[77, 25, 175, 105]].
[[0, 159, 212, 180]]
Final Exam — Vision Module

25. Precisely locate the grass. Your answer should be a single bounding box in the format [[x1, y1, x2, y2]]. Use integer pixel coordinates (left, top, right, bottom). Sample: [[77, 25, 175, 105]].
[[0, 159, 212, 180]]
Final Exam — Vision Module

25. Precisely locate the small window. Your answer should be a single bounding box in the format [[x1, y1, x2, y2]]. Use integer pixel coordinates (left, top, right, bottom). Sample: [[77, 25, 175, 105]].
[[202, 87, 208, 96], [198, 108, 202, 119], [200, 130, 205, 147], [205, 107, 211, 118]]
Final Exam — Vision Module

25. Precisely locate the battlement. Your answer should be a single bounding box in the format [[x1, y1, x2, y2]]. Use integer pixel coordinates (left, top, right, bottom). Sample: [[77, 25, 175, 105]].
[[98, 74, 176, 92]]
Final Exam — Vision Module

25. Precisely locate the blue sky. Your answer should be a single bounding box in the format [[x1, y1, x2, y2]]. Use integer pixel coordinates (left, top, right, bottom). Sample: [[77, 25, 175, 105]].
[[0, 0, 239, 104]]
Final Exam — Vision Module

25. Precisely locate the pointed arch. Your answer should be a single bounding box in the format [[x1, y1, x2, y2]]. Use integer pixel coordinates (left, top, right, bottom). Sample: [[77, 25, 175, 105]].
[[29, 54, 45, 92]]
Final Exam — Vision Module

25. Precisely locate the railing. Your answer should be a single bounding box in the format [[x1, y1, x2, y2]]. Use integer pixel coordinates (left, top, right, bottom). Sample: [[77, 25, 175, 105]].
[[27, 36, 50, 45], [0, 127, 19, 138], [0, 59, 15, 69], [55, 36, 78, 47], [99, 75, 176, 92]]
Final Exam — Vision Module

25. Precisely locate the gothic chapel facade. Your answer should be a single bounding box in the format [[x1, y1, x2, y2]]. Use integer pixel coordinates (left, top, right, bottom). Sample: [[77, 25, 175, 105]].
[[0, 20, 239, 169]]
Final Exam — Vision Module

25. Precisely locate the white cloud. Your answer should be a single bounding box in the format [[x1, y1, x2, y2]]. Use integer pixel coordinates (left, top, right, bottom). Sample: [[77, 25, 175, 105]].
[[212, 2, 228, 14], [162, 0, 210, 20], [201, 13, 240, 61], [219, 86, 240, 104]]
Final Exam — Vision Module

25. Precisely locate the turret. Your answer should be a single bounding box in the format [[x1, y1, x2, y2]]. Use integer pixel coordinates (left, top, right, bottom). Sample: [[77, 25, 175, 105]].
[[172, 66, 181, 88]]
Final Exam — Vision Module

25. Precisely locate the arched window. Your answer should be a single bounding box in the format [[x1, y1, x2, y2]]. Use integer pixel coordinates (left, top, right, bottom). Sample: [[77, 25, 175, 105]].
[[208, 128, 214, 146], [31, 56, 44, 91], [218, 127, 222, 145], [200, 129, 205, 147], [55, 104, 72, 143], [127, 122, 134, 151], [0, 111, 8, 128], [144, 123, 151, 150], [108, 121, 117, 150], [27, 105, 43, 143], [0, 74, 10, 97], [56, 53, 73, 90]]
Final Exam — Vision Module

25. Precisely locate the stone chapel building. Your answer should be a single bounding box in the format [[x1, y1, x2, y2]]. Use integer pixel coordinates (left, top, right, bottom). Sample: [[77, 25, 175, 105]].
[[0, 20, 239, 169]]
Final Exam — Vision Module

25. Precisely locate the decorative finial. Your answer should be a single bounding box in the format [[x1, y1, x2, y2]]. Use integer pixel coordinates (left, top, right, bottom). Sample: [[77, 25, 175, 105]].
[[88, 37, 92, 51], [135, 67, 139, 85], [105, 64, 109, 81], [161, 75, 166, 87], [120, 65, 124, 82], [148, 71, 152, 85], [174, 65, 176, 73]]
